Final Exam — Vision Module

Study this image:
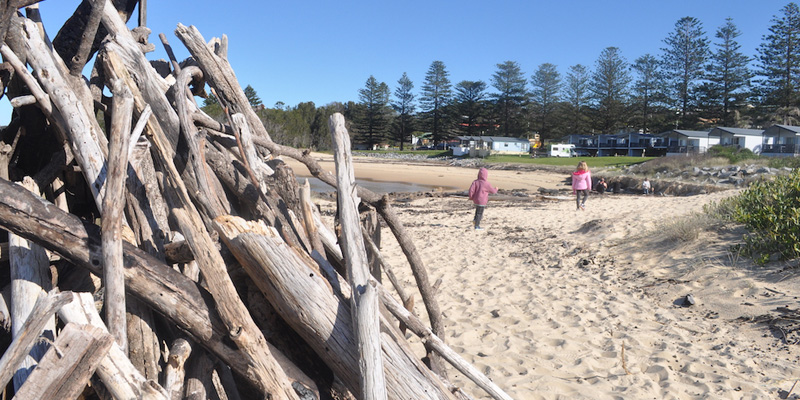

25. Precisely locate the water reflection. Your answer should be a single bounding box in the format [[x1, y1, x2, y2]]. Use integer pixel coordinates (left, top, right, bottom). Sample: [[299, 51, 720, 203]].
[[296, 176, 458, 194]]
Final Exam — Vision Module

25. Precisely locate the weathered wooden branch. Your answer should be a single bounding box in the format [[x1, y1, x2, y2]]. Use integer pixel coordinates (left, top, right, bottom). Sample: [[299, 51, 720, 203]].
[[9, 177, 53, 390], [103, 78, 133, 351], [329, 113, 387, 399], [100, 0, 179, 148], [139, 79, 301, 398], [52, 0, 139, 73], [214, 215, 455, 400], [198, 117, 447, 370], [175, 65, 228, 218], [57, 292, 169, 400], [0, 290, 72, 391], [13, 322, 114, 398], [164, 338, 191, 400], [69, 0, 103, 77], [0, 43, 54, 120], [158, 32, 181, 76], [0, 5, 511, 398], [174, 23, 271, 142], [16, 15, 109, 210], [299, 179, 326, 258], [361, 230, 412, 313], [0, 177, 313, 397]]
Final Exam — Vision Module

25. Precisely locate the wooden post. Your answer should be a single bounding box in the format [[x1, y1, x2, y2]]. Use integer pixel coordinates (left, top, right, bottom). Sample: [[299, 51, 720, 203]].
[[164, 338, 191, 400], [329, 113, 386, 400], [138, 0, 146, 27], [9, 177, 53, 390], [299, 179, 325, 258], [103, 79, 133, 352], [13, 323, 114, 399]]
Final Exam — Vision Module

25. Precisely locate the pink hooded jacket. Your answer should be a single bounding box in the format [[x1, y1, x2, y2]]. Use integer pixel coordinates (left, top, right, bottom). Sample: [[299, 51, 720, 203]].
[[571, 170, 592, 193], [468, 168, 498, 205]]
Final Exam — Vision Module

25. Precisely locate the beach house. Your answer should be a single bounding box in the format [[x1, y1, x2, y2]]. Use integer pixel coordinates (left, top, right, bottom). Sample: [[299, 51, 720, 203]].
[[658, 129, 717, 155], [761, 125, 800, 157], [707, 127, 764, 154], [454, 136, 530, 157]]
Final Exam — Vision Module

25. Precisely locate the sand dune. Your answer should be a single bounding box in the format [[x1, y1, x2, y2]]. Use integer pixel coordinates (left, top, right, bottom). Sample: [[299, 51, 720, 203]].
[[308, 157, 800, 399]]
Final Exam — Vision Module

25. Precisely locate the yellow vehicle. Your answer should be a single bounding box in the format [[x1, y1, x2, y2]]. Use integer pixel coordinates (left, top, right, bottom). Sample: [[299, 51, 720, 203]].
[[528, 134, 542, 149]]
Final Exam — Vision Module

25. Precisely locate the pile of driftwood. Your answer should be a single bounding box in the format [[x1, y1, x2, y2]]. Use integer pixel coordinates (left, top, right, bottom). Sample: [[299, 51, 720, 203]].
[[0, 1, 514, 399]]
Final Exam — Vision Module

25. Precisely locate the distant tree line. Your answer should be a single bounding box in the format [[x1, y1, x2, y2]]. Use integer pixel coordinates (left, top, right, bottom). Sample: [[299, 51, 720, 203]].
[[203, 3, 800, 151]]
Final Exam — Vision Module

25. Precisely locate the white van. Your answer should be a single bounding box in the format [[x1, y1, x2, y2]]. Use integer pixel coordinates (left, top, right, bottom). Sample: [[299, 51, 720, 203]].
[[550, 144, 576, 157]]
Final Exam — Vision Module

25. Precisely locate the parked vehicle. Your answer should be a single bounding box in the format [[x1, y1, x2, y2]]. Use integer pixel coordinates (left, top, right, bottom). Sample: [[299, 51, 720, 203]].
[[550, 144, 576, 157]]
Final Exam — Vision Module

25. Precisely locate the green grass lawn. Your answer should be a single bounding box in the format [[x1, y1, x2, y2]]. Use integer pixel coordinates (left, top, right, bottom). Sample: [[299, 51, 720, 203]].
[[485, 154, 656, 167]]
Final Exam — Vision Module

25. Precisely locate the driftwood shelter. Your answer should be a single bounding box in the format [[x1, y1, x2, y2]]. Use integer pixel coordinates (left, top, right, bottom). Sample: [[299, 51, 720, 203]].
[[0, 1, 514, 399]]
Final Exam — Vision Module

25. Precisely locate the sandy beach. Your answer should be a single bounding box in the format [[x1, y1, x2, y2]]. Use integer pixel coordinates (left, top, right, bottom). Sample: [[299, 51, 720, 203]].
[[282, 153, 567, 192], [302, 153, 800, 399]]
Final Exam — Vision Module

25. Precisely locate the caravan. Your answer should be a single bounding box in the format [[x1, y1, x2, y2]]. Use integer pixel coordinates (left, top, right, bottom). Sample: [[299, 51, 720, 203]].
[[550, 144, 576, 157]]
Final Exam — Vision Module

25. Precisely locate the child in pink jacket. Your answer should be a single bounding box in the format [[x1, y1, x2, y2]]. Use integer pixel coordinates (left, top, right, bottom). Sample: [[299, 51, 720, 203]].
[[468, 167, 498, 230], [571, 161, 592, 210]]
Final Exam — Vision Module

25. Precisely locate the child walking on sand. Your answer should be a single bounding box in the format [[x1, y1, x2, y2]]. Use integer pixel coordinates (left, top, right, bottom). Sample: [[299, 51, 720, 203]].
[[468, 167, 498, 230], [572, 161, 592, 210]]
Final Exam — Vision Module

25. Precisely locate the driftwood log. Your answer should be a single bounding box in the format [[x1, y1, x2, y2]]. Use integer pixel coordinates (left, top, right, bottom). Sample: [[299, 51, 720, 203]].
[[0, 2, 513, 399]]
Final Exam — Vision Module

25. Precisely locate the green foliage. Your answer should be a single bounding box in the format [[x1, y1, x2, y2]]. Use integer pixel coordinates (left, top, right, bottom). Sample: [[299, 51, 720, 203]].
[[706, 145, 758, 163], [709, 170, 800, 263], [355, 76, 391, 146], [767, 156, 800, 169], [590, 47, 632, 133], [454, 80, 488, 136], [630, 54, 669, 134], [490, 61, 528, 136], [756, 2, 800, 113], [244, 85, 263, 108], [661, 16, 710, 128], [391, 73, 416, 150], [419, 61, 454, 143], [259, 101, 342, 150], [701, 18, 752, 127], [201, 93, 224, 121], [530, 63, 562, 139]]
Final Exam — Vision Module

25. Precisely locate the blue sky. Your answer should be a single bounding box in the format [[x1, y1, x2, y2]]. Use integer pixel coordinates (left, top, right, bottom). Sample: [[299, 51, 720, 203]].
[[1, 0, 793, 123]]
